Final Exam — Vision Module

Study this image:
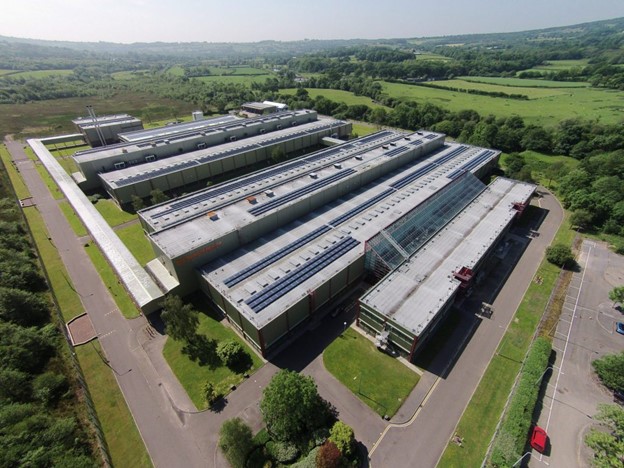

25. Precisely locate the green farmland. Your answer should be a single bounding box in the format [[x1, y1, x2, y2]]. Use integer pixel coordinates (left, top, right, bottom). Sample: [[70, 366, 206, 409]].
[[379, 81, 624, 126], [526, 58, 589, 71], [459, 76, 590, 88], [281, 88, 390, 109], [0, 69, 74, 79]]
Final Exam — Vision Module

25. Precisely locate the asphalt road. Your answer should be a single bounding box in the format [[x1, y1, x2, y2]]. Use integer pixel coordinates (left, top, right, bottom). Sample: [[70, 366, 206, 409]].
[[530, 240, 624, 468], [369, 190, 563, 467]]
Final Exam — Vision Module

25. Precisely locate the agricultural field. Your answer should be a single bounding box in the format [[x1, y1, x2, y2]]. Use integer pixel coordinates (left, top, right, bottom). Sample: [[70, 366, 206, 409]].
[[423, 79, 570, 98], [526, 58, 589, 71], [379, 81, 624, 127], [281, 87, 390, 109], [0, 69, 74, 79], [459, 76, 590, 88], [412, 53, 454, 61], [111, 70, 150, 80], [194, 74, 271, 85]]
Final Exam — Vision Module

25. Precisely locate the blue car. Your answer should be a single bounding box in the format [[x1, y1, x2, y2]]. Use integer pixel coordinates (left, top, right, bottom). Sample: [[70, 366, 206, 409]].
[[616, 322, 624, 335]]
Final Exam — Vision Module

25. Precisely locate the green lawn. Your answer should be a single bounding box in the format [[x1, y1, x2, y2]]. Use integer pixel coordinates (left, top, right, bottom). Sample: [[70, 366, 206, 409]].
[[380, 81, 624, 127], [0, 144, 30, 199], [83, 242, 141, 319], [500, 150, 579, 189], [77, 342, 152, 468], [35, 164, 64, 199], [281, 88, 390, 110], [458, 76, 590, 88], [95, 199, 137, 226], [59, 201, 88, 237], [115, 223, 155, 266], [351, 122, 380, 137], [3, 69, 74, 79], [438, 213, 574, 467], [195, 74, 271, 85], [424, 79, 567, 99], [163, 311, 263, 409], [527, 59, 589, 72], [323, 328, 419, 417]]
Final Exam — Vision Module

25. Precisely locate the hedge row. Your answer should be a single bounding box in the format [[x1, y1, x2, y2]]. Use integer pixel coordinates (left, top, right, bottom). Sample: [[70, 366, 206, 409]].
[[490, 337, 552, 466]]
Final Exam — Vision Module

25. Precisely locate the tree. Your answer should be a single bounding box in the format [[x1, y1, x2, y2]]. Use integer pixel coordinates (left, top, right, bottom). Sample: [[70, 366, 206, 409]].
[[609, 286, 624, 307], [593, 352, 624, 391], [570, 209, 594, 231], [260, 370, 332, 442], [585, 404, 624, 468], [316, 441, 342, 468], [160, 295, 199, 343], [545, 244, 575, 268], [150, 188, 169, 205], [0, 287, 49, 326], [218, 418, 253, 468], [131, 195, 144, 212], [216, 340, 246, 368], [329, 421, 355, 458]]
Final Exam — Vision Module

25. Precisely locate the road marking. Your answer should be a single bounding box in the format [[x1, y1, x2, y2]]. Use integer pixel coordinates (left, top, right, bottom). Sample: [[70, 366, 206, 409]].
[[99, 329, 116, 339], [105, 309, 118, 316], [540, 242, 593, 462]]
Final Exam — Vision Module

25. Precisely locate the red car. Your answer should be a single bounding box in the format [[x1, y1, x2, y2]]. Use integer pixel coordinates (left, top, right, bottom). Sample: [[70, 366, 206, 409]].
[[530, 425, 548, 453]]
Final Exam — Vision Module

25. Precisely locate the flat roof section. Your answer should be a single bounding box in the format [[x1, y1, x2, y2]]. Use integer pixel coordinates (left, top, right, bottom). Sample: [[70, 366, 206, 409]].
[[140, 129, 407, 231], [73, 109, 317, 163], [118, 115, 240, 143], [198, 140, 498, 329], [360, 177, 535, 337], [100, 118, 345, 190], [72, 114, 136, 127]]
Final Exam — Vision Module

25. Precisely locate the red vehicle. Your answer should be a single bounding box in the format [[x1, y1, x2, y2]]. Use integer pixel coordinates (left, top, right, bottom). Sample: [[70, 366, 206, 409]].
[[530, 425, 548, 453]]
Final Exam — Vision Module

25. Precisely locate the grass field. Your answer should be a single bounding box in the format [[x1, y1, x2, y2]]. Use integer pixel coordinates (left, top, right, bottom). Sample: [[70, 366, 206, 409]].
[[323, 328, 419, 417], [0, 92, 195, 139], [163, 310, 263, 410], [77, 342, 152, 468], [424, 79, 568, 99], [438, 213, 575, 467], [115, 223, 155, 266], [351, 122, 380, 137], [1, 69, 74, 79], [379, 81, 624, 126], [59, 201, 88, 237], [83, 242, 141, 319], [281, 88, 390, 110], [527, 59, 589, 72], [195, 74, 271, 85], [459, 76, 590, 88], [500, 150, 580, 189], [0, 144, 30, 199], [94, 199, 137, 226]]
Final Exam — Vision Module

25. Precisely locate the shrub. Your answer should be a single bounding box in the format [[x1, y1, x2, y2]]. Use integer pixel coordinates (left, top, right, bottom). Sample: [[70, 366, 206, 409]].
[[592, 352, 624, 391], [490, 337, 551, 466], [267, 441, 299, 464], [219, 418, 254, 468], [545, 243, 575, 268]]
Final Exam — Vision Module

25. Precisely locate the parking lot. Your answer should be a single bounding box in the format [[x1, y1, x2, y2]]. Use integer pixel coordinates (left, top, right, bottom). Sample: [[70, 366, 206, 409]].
[[530, 240, 624, 467]]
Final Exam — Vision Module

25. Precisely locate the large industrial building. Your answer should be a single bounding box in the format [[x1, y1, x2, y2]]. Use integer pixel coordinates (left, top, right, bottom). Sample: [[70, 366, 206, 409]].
[[135, 129, 529, 358], [100, 116, 350, 205], [72, 114, 144, 147], [117, 114, 240, 143], [72, 110, 343, 192]]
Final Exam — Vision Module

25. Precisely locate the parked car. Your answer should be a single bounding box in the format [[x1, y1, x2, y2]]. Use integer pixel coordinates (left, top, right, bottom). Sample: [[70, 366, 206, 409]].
[[614, 389, 624, 404], [530, 425, 548, 453], [616, 322, 624, 335]]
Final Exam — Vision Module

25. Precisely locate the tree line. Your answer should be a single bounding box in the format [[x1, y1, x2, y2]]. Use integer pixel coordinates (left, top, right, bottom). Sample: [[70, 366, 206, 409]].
[[0, 192, 97, 466]]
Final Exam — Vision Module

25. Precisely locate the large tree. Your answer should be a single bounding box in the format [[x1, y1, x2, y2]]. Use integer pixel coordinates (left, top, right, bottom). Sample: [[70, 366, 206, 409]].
[[586, 404, 624, 468], [160, 295, 199, 343], [218, 418, 253, 468], [329, 421, 355, 458], [593, 352, 624, 392], [260, 370, 332, 442], [545, 244, 575, 268]]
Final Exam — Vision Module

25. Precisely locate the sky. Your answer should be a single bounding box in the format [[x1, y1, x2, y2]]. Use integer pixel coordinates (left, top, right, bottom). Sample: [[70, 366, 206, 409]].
[[2, 0, 624, 44]]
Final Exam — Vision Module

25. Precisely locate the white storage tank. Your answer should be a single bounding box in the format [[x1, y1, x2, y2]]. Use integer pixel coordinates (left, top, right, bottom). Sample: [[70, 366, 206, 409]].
[[192, 111, 204, 121]]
